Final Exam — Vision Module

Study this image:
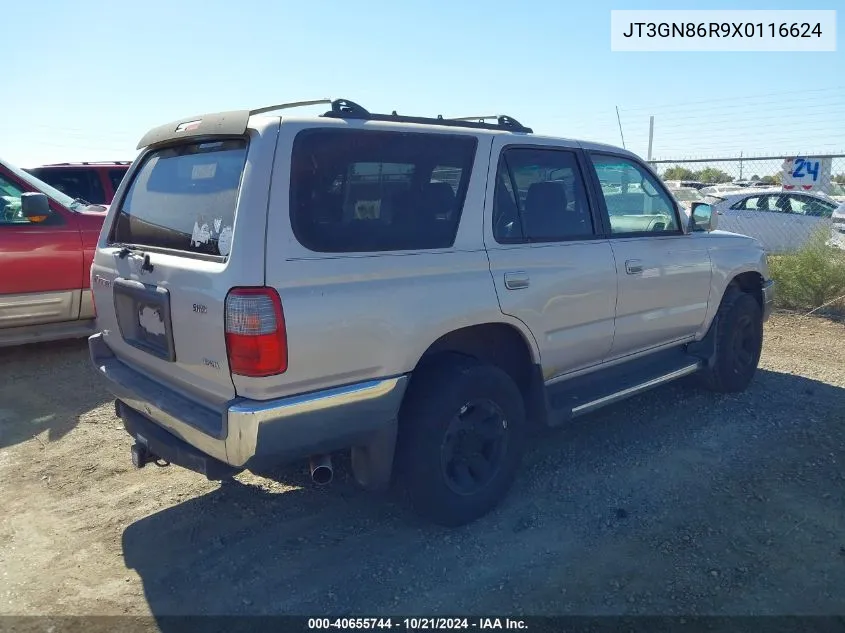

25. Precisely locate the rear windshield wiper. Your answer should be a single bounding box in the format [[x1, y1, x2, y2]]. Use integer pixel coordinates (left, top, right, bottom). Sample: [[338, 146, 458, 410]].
[[114, 243, 154, 272]]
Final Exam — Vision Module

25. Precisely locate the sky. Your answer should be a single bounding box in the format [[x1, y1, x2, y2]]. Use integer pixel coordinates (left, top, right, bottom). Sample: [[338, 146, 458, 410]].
[[1, 0, 842, 168]]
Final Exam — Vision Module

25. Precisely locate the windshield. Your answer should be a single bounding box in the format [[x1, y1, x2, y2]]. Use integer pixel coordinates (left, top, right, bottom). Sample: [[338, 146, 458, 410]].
[[111, 139, 247, 257], [1, 157, 79, 210]]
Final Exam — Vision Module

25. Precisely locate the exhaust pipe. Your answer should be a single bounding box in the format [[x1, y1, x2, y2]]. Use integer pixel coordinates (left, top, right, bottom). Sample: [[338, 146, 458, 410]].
[[309, 454, 333, 485]]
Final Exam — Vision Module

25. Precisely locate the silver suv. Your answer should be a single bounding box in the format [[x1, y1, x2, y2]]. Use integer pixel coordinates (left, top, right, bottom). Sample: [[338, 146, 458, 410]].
[[89, 98, 775, 526]]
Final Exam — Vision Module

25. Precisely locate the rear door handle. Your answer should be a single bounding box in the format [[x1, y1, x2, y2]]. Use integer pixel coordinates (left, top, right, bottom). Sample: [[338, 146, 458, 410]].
[[504, 272, 530, 290], [625, 259, 643, 275]]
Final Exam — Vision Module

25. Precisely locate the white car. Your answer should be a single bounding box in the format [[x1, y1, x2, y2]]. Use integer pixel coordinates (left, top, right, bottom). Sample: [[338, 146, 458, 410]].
[[711, 190, 838, 253], [669, 186, 721, 213], [701, 184, 748, 197], [829, 201, 845, 250]]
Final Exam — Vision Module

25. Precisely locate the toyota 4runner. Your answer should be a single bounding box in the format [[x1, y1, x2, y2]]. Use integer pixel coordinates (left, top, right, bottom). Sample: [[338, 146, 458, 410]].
[[89, 98, 775, 526]]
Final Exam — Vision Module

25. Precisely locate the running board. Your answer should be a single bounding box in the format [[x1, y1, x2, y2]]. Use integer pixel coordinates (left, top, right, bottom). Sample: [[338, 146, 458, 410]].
[[571, 362, 702, 418]]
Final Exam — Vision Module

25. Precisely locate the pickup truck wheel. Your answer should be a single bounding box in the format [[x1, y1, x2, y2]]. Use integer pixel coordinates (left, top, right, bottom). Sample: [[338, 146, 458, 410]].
[[398, 359, 525, 527], [699, 290, 763, 393]]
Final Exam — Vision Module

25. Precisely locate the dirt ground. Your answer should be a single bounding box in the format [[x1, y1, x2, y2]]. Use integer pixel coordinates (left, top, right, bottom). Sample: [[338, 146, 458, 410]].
[[1, 313, 844, 619]]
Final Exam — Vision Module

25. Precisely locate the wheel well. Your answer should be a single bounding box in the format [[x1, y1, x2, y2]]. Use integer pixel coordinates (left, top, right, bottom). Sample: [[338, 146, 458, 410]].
[[728, 271, 764, 308], [416, 323, 547, 427]]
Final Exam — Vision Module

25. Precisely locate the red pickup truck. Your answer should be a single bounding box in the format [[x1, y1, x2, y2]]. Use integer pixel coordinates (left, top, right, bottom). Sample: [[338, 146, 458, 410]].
[[0, 157, 107, 346]]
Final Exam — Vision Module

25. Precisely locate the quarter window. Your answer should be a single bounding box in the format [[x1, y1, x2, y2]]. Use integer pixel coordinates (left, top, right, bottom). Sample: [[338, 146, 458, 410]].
[[290, 129, 477, 253]]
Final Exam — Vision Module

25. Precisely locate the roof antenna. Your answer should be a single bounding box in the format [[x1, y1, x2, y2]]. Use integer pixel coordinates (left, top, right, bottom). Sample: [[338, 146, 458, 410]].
[[615, 106, 627, 149]]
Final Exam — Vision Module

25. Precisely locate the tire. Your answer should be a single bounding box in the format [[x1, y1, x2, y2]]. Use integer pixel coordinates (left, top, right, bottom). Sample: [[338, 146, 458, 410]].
[[698, 289, 763, 393], [397, 358, 526, 527]]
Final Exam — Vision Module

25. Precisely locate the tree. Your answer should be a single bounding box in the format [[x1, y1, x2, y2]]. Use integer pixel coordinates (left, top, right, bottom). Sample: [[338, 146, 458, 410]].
[[750, 174, 760, 181], [696, 167, 732, 184], [662, 166, 696, 181], [833, 173, 845, 184], [760, 172, 782, 185]]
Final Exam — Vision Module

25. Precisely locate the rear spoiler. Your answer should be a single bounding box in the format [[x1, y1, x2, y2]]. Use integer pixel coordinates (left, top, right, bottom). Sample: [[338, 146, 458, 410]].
[[135, 99, 333, 150], [136, 111, 250, 150]]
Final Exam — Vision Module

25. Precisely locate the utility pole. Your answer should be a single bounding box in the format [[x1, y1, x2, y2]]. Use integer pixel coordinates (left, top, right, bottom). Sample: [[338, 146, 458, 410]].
[[615, 106, 626, 149], [739, 151, 743, 180], [647, 116, 654, 161]]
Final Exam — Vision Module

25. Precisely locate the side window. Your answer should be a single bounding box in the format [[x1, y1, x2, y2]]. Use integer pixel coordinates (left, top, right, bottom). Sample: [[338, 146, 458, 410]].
[[108, 169, 127, 194], [799, 196, 836, 218], [0, 174, 26, 224], [771, 194, 797, 215], [731, 196, 760, 210], [290, 130, 477, 253], [33, 168, 106, 204], [754, 195, 773, 211], [492, 147, 594, 243], [590, 154, 680, 235]]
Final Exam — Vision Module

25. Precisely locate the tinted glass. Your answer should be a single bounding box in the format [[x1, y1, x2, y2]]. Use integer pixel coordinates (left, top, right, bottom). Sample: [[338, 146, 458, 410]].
[[111, 139, 246, 257], [732, 195, 766, 210], [109, 168, 127, 193], [493, 148, 594, 243], [590, 155, 679, 234], [29, 168, 106, 204], [290, 129, 476, 253], [789, 195, 836, 218]]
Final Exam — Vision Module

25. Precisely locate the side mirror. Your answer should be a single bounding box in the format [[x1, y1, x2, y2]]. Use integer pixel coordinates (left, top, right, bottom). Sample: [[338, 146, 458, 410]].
[[21, 192, 51, 223], [689, 202, 717, 232]]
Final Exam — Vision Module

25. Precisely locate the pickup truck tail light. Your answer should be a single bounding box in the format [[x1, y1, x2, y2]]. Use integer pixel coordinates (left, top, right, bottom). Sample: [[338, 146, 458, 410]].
[[224, 287, 288, 377]]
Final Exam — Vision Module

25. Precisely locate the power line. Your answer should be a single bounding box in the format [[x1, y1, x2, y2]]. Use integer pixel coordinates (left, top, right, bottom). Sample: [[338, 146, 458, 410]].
[[657, 129, 845, 145], [632, 105, 845, 128], [619, 85, 845, 113], [620, 95, 845, 118]]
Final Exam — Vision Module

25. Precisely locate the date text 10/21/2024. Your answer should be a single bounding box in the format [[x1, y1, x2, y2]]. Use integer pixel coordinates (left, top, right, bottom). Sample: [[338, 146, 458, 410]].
[[307, 618, 528, 630]]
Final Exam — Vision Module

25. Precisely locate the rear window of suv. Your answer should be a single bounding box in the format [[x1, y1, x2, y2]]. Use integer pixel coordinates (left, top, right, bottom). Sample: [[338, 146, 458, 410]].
[[111, 139, 246, 258], [290, 129, 477, 253]]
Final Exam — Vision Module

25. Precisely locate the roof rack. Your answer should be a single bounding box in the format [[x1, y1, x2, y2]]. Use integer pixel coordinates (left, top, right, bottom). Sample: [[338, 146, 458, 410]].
[[137, 98, 531, 150], [249, 98, 332, 116], [320, 98, 532, 133]]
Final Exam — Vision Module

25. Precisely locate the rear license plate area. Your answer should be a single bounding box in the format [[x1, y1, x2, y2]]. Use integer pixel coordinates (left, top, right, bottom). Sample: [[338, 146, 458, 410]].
[[113, 278, 176, 361]]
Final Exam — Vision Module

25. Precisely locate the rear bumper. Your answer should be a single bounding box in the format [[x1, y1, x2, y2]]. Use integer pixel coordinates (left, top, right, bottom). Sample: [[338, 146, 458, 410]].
[[762, 279, 775, 321], [117, 400, 238, 480], [89, 332, 409, 476]]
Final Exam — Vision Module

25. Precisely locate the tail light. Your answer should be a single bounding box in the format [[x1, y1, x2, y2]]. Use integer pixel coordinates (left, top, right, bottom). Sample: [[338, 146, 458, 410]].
[[224, 287, 287, 377]]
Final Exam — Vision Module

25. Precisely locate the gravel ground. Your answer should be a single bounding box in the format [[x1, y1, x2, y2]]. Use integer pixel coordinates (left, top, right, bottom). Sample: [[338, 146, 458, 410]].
[[1, 312, 844, 619]]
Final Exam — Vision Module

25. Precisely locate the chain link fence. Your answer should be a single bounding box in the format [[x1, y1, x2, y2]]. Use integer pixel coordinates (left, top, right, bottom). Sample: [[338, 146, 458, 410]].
[[649, 155, 845, 314]]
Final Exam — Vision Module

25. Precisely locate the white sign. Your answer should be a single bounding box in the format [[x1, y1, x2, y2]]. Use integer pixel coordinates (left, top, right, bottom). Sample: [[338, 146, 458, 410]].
[[780, 156, 832, 194], [610, 10, 837, 52]]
